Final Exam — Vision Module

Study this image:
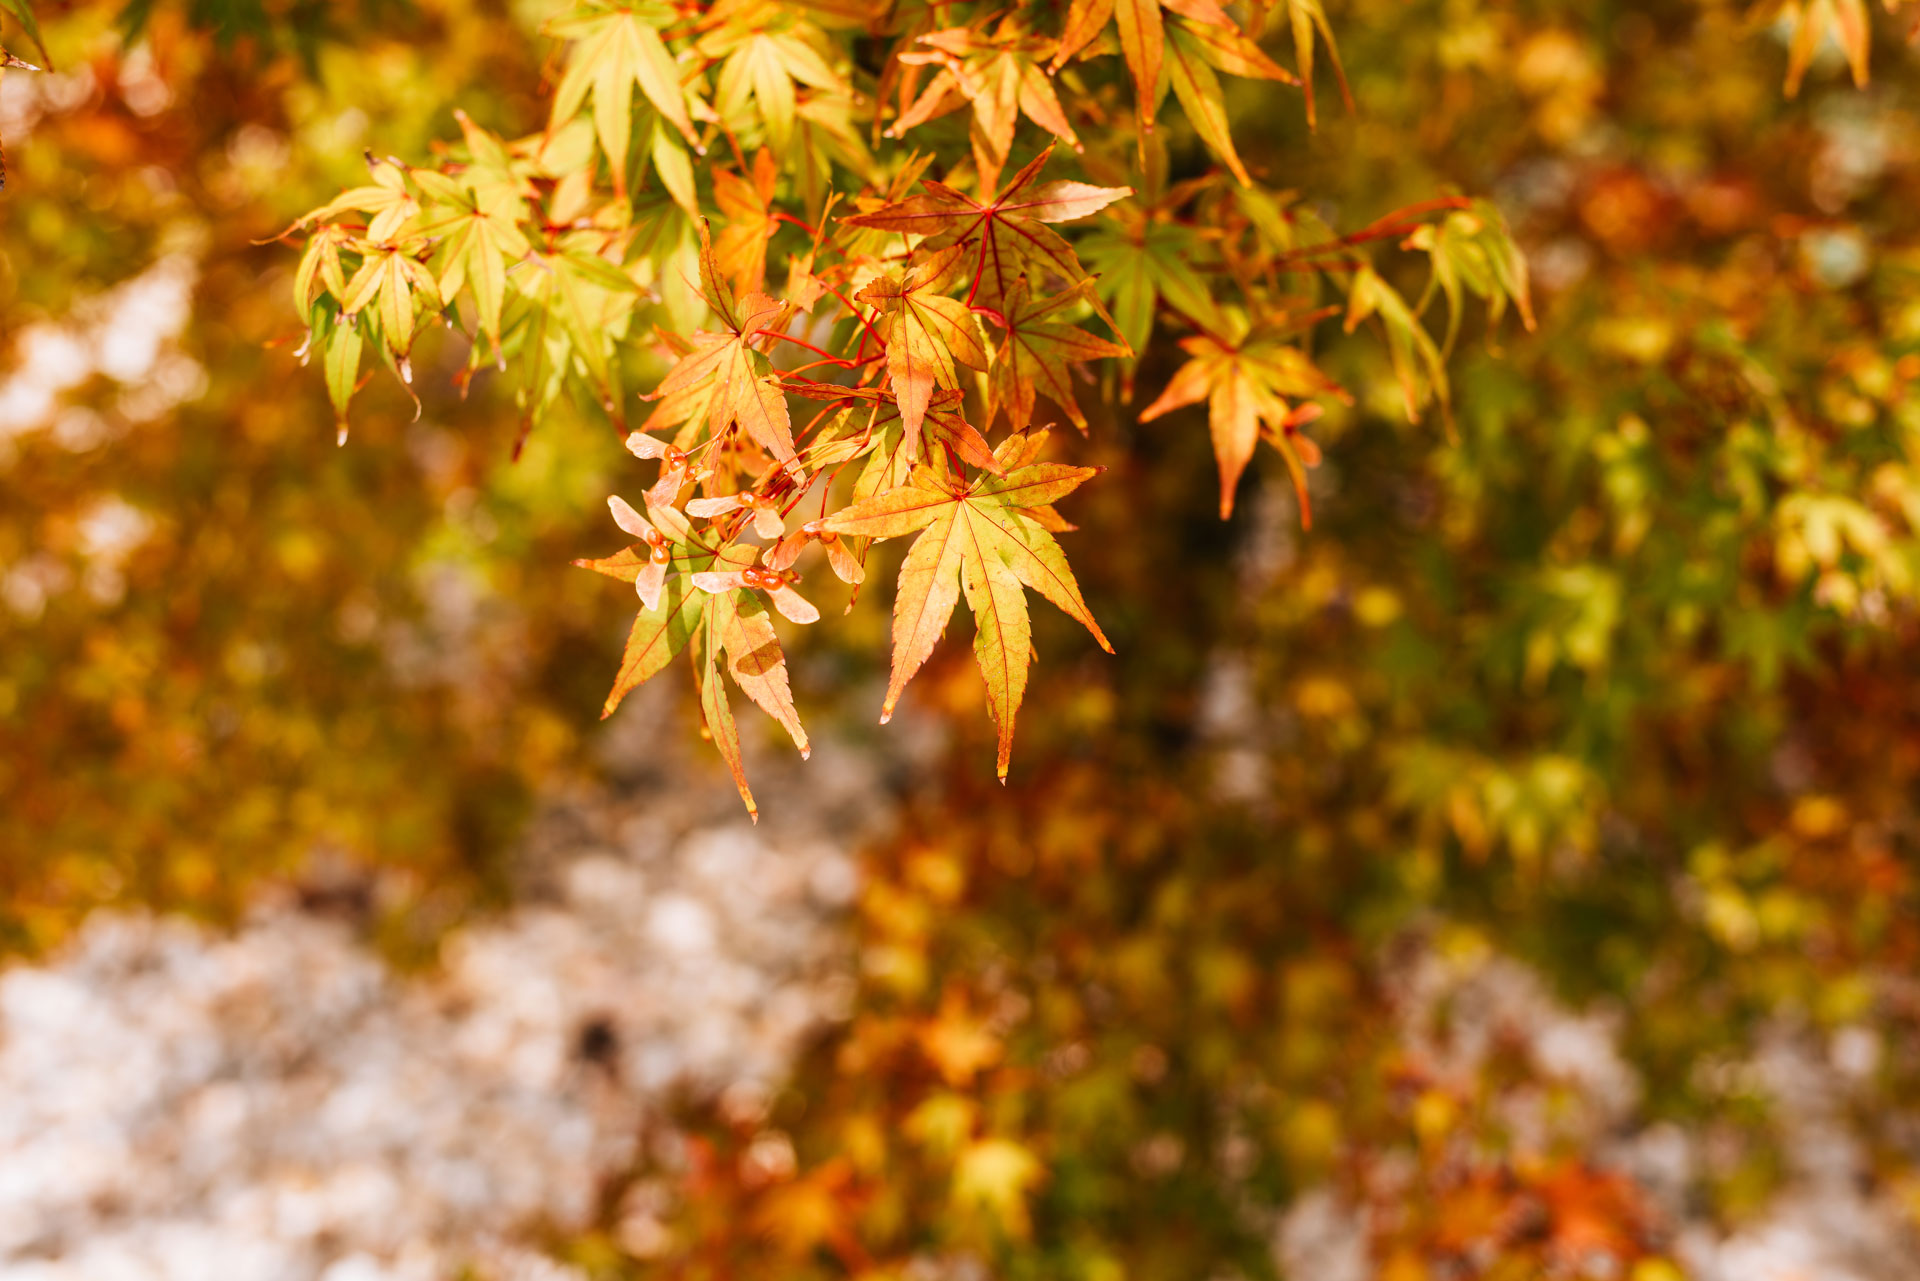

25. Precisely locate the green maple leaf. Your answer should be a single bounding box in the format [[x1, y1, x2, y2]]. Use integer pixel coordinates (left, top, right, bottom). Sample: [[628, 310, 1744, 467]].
[[1404, 199, 1536, 357], [513, 244, 641, 411], [339, 242, 441, 363], [298, 155, 420, 244], [320, 307, 364, 434], [1080, 218, 1216, 354], [699, 7, 849, 153], [1345, 265, 1448, 424], [412, 166, 533, 353], [546, 0, 699, 195]]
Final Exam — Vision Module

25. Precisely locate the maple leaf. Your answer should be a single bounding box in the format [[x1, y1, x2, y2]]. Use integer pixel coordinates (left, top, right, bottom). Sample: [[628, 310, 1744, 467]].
[[644, 117, 701, 216], [546, 0, 700, 195], [1052, 0, 1304, 159], [316, 308, 365, 435], [294, 154, 421, 244], [1164, 18, 1299, 186], [1080, 218, 1217, 354], [1404, 199, 1536, 357], [447, 109, 532, 208], [574, 516, 749, 714], [690, 586, 810, 820], [643, 223, 798, 464], [1283, 0, 1354, 129], [1051, 0, 1240, 129], [784, 387, 998, 600], [856, 251, 990, 443], [575, 502, 808, 820], [892, 18, 1081, 192], [1137, 314, 1342, 521], [1345, 265, 1448, 424], [823, 432, 1112, 779], [843, 146, 1132, 309], [411, 148, 533, 354], [699, 4, 850, 152], [986, 277, 1130, 433], [712, 148, 780, 298], [339, 241, 441, 369], [511, 243, 641, 412], [791, 92, 880, 216], [406, 116, 546, 366], [292, 222, 354, 323]]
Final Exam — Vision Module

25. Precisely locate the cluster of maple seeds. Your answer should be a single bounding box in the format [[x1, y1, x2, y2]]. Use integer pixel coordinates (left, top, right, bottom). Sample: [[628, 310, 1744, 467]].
[[737, 564, 800, 592]]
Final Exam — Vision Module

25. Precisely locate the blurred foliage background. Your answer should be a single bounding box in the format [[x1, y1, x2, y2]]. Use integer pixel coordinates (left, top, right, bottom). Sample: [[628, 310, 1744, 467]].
[[0, 0, 616, 959], [3, 0, 1920, 1278]]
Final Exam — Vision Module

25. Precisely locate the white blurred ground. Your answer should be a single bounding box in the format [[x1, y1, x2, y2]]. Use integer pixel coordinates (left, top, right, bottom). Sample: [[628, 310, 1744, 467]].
[[0, 699, 890, 1281]]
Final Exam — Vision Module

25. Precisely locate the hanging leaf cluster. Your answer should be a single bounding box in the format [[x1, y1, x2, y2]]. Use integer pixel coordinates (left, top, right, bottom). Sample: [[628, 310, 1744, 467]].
[[283, 0, 1536, 815]]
